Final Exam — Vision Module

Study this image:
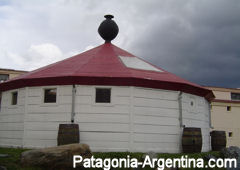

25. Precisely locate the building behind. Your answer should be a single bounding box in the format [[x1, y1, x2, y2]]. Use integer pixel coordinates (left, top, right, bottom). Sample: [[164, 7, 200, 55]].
[[206, 86, 240, 147], [0, 68, 27, 111], [0, 68, 28, 83]]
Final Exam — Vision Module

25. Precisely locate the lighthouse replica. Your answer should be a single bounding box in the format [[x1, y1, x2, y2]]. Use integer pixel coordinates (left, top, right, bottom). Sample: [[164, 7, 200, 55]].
[[0, 15, 213, 153]]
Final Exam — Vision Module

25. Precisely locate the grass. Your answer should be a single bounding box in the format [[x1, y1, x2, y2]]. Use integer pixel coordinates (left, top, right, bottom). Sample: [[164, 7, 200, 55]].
[[0, 147, 225, 170], [0, 147, 42, 170]]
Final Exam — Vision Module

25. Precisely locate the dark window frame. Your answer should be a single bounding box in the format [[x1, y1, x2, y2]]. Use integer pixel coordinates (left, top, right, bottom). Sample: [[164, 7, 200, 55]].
[[95, 88, 111, 103], [231, 92, 240, 101], [0, 74, 9, 83], [11, 91, 18, 105], [44, 88, 57, 103], [227, 106, 231, 111]]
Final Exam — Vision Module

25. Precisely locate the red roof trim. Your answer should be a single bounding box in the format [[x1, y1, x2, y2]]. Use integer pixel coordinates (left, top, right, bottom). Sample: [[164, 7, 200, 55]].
[[0, 76, 214, 100], [212, 99, 240, 104]]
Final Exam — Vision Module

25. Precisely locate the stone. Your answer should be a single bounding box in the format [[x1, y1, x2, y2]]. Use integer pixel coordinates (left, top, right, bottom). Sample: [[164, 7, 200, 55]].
[[21, 143, 91, 169], [221, 146, 240, 170], [204, 154, 217, 161], [221, 146, 240, 158], [0, 166, 7, 170]]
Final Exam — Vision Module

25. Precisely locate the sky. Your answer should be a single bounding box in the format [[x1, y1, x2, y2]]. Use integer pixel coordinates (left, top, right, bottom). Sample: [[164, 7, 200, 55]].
[[0, 0, 240, 88]]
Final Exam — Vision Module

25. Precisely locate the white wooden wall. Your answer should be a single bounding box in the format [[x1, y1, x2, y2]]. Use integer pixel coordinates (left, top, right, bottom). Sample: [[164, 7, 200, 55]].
[[74, 85, 130, 152], [0, 85, 211, 153], [23, 86, 72, 148], [181, 93, 211, 152], [131, 87, 181, 153], [0, 88, 25, 147]]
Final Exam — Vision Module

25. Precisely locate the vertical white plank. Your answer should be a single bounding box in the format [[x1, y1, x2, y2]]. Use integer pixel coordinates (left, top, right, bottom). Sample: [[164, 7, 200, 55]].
[[23, 87, 28, 147], [129, 86, 134, 151]]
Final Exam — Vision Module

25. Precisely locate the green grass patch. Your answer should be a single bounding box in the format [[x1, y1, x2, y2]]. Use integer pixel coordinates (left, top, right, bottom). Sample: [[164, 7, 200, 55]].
[[0, 147, 42, 170]]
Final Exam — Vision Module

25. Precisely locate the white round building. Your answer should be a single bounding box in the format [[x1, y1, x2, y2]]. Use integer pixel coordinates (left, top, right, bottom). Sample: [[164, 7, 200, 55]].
[[0, 15, 214, 153]]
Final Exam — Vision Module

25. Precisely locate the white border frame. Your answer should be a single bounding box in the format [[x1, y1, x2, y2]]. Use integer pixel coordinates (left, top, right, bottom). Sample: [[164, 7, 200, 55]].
[[8, 89, 19, 108], [92, 86, 114, 106], [41, 86, 59, 106]]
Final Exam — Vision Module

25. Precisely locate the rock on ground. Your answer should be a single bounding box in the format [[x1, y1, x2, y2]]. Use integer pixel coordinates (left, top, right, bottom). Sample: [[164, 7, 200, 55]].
[[0, 166, 7, 170], [221, 146, 240, 158], [221, 146, 240, 170], [21, 143, 91, 169]]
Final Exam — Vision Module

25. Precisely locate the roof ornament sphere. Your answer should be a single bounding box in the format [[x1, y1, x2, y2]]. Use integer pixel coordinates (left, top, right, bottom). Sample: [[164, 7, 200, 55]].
[[98, 14, 119, 43]]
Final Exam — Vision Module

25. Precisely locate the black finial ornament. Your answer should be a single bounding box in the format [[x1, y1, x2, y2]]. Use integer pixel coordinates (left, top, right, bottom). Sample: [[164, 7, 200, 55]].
[[98, 15, 119, 43]]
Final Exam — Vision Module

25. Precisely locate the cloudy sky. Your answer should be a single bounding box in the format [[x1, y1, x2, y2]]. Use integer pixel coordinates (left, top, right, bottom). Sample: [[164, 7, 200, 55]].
[[0, 0, 240, 88]]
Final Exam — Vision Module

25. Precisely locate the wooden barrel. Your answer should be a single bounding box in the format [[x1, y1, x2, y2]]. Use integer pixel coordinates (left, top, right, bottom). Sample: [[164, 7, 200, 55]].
[[57, 124, 79, 146], [182, 127, 202, 153], [211, 130, 226, 151]]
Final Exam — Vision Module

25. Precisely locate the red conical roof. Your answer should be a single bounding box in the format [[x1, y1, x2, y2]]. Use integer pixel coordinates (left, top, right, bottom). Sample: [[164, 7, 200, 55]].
[[0, 43, 214, 100]]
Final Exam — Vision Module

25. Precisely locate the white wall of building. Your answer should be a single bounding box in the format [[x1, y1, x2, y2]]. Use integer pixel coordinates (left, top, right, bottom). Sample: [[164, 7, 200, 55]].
[[181, 93, 211, 152], [131, 87, 180, 153], [0, 88, 25, 147], [22, 86, 72, 148], [74, 85, 130, 152], [0, 85, 211, 153]]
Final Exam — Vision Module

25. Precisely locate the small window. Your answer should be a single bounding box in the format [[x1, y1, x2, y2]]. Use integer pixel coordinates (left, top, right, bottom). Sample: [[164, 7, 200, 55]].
[[44, 88, 57, 103], [95, 88, 111, 103], [229, 132, 233, 137], [0, 74, 9, 83], [11, 91, 18, 105], [231, 93, 240, 101], [190, 101, 194, 106], [227, 106, 231, 111]]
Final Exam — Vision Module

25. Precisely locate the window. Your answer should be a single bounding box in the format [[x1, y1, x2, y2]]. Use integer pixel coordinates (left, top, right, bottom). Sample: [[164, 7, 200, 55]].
[[95, 88, 111, 103], [0, 74, 9, 83], [227, 106, 231, 111], [229, 132, 233, 137], [11, 91, 18, 105], [44, 88, 57, 103], [231, 93, 240, 101], [119, 56, 163, 72]]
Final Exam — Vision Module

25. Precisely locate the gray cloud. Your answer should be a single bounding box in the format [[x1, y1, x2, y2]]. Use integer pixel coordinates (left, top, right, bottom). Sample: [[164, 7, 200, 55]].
[[0, 0, 240, 88], [128, 0, 240, 88]]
